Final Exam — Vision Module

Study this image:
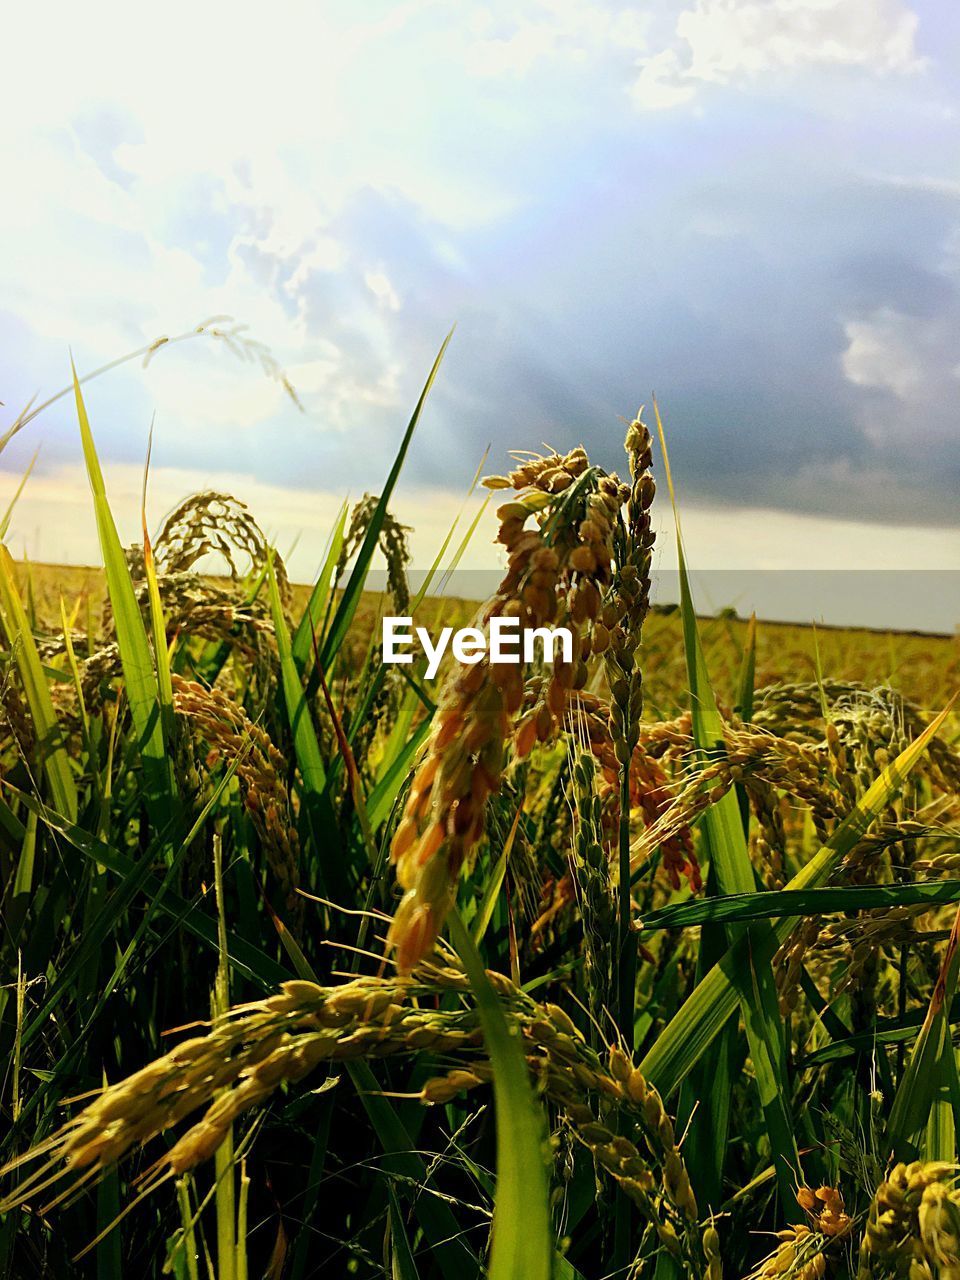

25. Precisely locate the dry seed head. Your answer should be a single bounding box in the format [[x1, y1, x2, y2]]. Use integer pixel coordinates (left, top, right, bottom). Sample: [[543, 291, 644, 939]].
[[173, 675, 301, 922], [2, 956, 711, 1268], [387, 440, 628, 970], [421, 1069, 485, 1103], [608, 1046, 632, 1084]]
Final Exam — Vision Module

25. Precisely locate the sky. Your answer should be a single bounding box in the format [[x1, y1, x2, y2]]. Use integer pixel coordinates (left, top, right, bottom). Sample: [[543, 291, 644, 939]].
[[1, 0, 958, 627]]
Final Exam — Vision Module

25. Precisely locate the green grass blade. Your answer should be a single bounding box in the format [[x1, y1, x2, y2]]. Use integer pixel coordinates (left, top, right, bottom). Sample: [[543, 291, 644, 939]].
[[141, 423, 175, 739], [0, 448, 39, 541], [640, 880, 960, 929], [11, 809, 36, 900], [430, 494, 490, 601], [410, 448, 489, 610], [799, 1001, 960, 1066], [472, 806, 522, 945], [72, 367, 172, 820], [58, 597, 88, 728], [374, 681, 421, 788], [447, 908, 552, 1280], [888, 905, 960, 1158], [268, 557, 327, 791], [320, 330, 452, 671], [367, 719, 431, 831], [95, 1158, 122, 1280], [291, 499, 349, 670], [6, 809, 38, 948], [387, 1186, 422, 1280], [267, 556, 345, 896], [925, 1042, 958, 1164], [212, 835, 237, 1280], [0, 547, 77, 821]]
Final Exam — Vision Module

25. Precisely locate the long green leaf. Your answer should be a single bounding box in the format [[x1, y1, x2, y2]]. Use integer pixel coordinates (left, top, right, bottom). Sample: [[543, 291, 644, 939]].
[[141, 421, 175, 740], [447, 909, 552, 1280], [267, 557, 346, 896], [268, 558, 327, 792], [0, 448, 39, 541], [800, 1004, 960, 1068], [72, 367, 172, 820], [888, 904, 960, 1157], [387, 1185, 422, 1280], [472, 806, 523, 945], [291, 499, 349, 671], [0, 548, 77, 821], [367, 719, 431, 831], [640, 880, 960, 930], [411, 450, 489, 611], [320, 330, 452, 671]]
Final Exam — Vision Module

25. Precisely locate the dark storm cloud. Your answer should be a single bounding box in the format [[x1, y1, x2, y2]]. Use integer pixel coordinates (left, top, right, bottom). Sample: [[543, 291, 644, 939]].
[[265, 133, 960, 525]]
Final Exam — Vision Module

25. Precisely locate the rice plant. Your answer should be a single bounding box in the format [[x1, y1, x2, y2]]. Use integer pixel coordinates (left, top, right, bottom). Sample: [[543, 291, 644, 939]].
[[0, 345, 958, 1279]]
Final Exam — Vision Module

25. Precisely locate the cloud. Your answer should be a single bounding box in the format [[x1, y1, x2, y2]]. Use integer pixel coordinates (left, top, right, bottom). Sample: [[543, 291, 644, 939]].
[[633, 0, 924, 109], [844, 308, 933, 401], [461, 1, 650, 78], [842, 303, 960, 453], [1, 0, 958, 572]]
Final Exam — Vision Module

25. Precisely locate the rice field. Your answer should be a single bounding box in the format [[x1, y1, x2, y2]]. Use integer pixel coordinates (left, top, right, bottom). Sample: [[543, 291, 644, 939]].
[[0, 357, 959, 1280], [13, 565, 957, 716]]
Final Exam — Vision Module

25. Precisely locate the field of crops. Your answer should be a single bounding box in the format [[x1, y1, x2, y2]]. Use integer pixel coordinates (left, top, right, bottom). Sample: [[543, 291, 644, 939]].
[[17, 566, 956, 722], [1, 366, 959, 1280]]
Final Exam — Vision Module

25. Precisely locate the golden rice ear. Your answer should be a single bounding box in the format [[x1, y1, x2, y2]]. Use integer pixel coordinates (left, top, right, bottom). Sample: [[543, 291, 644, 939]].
[[172, 675, 301, 924], [335, 493, 411, 613], [384, 441, 635, 970], [387, 894, 443, 975]]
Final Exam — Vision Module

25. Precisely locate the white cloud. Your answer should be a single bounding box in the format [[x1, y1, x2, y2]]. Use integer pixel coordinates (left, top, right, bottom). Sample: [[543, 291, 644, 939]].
[[141, 355, 289, 431], [841, 305, 960, 445], [365, 269, 402, 312], [843, 307, 925, 400], [3, 0, 601, 444], [631, 50, 698, 110], [633, 0, 924, 109], [462, 1, 649, 77]]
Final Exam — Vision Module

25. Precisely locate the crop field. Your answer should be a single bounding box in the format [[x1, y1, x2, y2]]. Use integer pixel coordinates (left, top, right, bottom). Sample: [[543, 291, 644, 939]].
[[15, 567, 956, 721], [0, 366, 959, 1280]]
